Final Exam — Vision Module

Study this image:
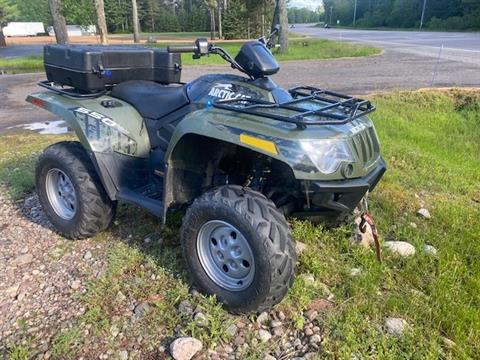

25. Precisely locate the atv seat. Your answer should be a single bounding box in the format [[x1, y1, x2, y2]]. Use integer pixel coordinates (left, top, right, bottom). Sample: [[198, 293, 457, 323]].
[[111, 80, 189, 120]]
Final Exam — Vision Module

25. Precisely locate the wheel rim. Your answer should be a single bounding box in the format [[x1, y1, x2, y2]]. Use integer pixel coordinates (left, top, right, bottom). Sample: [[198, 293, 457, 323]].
[[45, 168, 77, 220], [197, 220, 255, 292]]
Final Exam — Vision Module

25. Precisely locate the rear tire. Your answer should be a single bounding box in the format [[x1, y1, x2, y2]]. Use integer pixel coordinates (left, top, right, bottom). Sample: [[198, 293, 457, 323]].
[[181, 185, 297, 313], [36, 141, 116, 239]]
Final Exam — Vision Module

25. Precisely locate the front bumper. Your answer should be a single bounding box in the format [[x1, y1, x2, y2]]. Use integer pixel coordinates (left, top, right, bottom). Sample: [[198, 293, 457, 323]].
[[305, 158, 387, 214]]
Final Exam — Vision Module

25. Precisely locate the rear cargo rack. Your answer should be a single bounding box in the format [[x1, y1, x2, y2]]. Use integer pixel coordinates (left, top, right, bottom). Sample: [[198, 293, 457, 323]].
[[213, 86, 375, 129], [38, 80, 108, 99]]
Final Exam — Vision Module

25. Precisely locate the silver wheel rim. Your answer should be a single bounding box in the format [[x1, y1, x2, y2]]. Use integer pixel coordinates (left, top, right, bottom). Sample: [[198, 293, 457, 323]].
[[197, 220, 255, 291], [45, 168, 77, 220]]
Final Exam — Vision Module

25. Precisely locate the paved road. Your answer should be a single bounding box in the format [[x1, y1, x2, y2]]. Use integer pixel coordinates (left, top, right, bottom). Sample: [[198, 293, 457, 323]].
[[0, 45, 44, 58], [1, 26, 480, 131]]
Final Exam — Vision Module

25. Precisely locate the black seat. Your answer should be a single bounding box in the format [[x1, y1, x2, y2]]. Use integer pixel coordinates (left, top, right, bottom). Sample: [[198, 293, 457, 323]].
[[111, 80, 189, 120]]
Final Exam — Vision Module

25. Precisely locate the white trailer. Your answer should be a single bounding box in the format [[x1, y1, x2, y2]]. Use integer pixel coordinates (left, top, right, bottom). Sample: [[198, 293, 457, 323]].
[[3, 22, 45, 37], [47, 25, 97, 37]]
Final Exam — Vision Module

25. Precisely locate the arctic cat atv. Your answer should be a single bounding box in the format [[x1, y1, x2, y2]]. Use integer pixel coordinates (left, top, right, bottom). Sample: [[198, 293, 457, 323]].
[[27, 28, 386, 313]]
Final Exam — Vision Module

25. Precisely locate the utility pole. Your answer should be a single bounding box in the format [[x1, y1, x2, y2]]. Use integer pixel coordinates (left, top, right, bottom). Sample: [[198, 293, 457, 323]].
[[94, 0, 108, 45], [131, 0, 140, 43], [329, 6, 333, 25], [420, 0, 427, 30], [353, 0, 358, 27], [48, 0, 69, 44]]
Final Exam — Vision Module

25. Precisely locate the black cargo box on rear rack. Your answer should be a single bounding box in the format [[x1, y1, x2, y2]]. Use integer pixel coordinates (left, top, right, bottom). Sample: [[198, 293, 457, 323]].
[[44, 44, 182, 92]]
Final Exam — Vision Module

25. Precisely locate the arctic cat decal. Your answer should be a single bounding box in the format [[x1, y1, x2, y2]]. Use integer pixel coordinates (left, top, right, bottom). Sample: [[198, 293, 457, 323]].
[[208, 83, 251, 100]]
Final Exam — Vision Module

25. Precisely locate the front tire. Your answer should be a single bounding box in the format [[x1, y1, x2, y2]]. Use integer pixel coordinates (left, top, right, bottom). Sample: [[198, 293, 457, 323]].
[[36, 141, 116, 239], [181, 185, 297, 313]]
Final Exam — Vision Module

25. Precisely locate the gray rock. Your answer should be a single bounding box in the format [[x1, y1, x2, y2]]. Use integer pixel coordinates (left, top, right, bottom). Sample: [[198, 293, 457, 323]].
[[310, 334, 321, 343], [304, 309, 318, 321], [272, 326, 284, 336], [409, 222, 418, 229], [304, 327, 313, 336], [423, 244, 438, 256], [12, 253, 34, 266], [178, 300, 194, 315], [257, 329, 272, 343], [225, 323, 237, 337], [384, 317, 408, 337], [263, 355, 277, 360], [6, 284, 19, 298], [170, 337, 203, 360], [83, 251, 92, 260], [133, 302, 151, 319], [194, 312, 207, 327], [256, 311, 269, 325], [118, 350, 128, 360], [270, 320, 282, 328], [110, 324, 120, 338], [300, 273, 315, 284], [417, 208, 431, 219], [295, 241, 307, 255], [384, 241, 416, 257], [349, 267, 362, 276], [70, 280, 81, 290]]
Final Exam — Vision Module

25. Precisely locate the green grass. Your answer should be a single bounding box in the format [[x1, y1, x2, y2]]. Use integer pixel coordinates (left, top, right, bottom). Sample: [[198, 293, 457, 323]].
[[1, 89, 479, 357], [0, 38, 379, 73]]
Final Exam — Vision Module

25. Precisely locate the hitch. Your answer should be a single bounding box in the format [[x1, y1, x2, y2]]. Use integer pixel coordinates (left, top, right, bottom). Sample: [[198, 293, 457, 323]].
[[359, 212, 382, 262]]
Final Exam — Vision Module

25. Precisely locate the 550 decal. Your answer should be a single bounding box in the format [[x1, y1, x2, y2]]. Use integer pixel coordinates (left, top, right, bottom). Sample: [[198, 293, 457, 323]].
[[72, 107, 137, 155]]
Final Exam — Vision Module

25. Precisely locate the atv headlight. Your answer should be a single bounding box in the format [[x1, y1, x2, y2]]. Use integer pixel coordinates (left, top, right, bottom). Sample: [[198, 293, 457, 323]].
[[300, 139, 354, 174]]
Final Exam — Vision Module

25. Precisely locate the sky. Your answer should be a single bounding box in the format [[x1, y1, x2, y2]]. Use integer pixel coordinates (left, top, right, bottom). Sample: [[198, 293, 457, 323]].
[[288, 0, 323, 10]]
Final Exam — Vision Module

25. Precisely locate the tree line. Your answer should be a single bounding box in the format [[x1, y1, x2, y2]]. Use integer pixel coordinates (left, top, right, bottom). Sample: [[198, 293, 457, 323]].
[[323, 0, 480, 30]]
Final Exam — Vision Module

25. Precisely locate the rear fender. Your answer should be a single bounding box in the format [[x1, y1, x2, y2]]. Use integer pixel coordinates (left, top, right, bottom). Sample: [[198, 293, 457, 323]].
[[27, 91, 151, 199]]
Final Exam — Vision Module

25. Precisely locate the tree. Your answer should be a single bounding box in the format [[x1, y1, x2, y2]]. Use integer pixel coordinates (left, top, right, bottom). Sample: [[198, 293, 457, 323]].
[[204, 0, 217, 39], [48, 0, 69, 44], [272, 0, 288, 53], [131, 0, 139, 42], [223, 0, 245, 39], [0, 0, 18, 47], [95, 0, 108, 44]]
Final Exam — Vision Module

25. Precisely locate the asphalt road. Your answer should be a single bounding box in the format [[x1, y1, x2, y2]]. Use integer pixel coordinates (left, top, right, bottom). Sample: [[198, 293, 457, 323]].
[[1, 26, 479, 131]]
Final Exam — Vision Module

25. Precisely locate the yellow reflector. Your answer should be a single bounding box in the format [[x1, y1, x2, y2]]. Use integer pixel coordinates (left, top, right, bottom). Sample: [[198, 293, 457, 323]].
[[240, 134, 278, 155]]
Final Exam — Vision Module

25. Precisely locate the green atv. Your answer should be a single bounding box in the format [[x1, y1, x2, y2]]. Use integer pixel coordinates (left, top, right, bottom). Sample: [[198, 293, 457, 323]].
[[27, 29, 386, 313]]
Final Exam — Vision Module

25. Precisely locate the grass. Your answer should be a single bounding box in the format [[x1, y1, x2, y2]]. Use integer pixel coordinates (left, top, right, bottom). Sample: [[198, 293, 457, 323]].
[[0, 37, 379, 73], [1, 89, 479, 358]]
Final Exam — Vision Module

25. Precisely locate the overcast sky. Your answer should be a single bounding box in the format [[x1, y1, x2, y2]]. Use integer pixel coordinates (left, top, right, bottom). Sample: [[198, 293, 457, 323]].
[[288, 0, 323, 10]]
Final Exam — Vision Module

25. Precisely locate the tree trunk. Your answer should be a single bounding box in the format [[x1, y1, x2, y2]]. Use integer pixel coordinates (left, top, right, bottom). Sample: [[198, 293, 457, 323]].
[[94, 0, 108, 45], [210, 8, 216, 40], [0, 29, 6, 47], [277, 0, 288, 54], [48, 0, 69, 44], [131, 0, 140, 43], [218, 2, 222, 39]]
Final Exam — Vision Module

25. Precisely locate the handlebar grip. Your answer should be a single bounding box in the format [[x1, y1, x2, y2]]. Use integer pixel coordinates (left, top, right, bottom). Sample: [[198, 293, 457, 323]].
[[167, 44, 197, 53]]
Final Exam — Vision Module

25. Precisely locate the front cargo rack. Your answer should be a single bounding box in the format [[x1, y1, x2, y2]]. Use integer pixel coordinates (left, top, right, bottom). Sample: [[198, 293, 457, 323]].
[[213, 86, 375, 129]]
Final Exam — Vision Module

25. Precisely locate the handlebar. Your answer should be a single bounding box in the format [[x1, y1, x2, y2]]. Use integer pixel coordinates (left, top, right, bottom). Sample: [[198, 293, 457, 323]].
[[167, 44, 198, 53]]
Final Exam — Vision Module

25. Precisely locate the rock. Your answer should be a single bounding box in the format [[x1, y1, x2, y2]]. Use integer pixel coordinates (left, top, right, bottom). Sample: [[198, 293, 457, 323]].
[[70, 280, 81, 290], [115, 291, 127, 303], [257, 329, 272, 343], [270, 320, 282, 328], [133, 302, 151, 319], [12, 253, 34, 266], [233, 335, 245, 346], [300, 273, 315, 284], [83, 251, 92, 260], [409, 222, 418, 229], [417, 208, 431, 219], [169, 337, 203, 360], [256, 312, 269, 325], [384, 317, 408, 337], [225, 323, 237, 337], [304, 327, 313, 336], [304, 309, 318, 321], [423, 244, 438, 256], [441, 336, 456, 349], [194, 312, 207, 327], [384, 241, 416, 257], [178, 300, 194, 315], [118, 350, 128, 360], [6, 284, 19, 298], [295, 241, 307, 255], [110, 324, 120, 338], [310, 334, 322, 344], [277, 311, 286, 321], [272, 326, 284, 336], [263, 355, 276, 360], [349, 267, 362, 276], [352, 217, 375, 248]]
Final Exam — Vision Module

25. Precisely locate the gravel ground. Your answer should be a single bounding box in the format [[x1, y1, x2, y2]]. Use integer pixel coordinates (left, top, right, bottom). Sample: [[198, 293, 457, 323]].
[[0, 190, 110, 358]]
